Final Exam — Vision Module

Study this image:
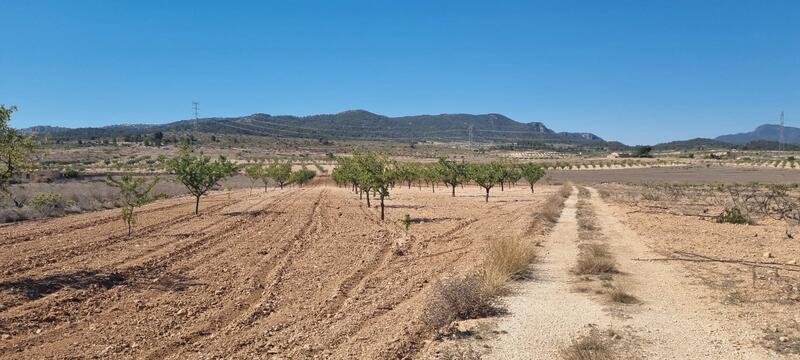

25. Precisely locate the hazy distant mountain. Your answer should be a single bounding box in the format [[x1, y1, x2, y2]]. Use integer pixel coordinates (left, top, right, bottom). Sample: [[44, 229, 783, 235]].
[[24, 110, 608, 145], [716, 124, 800, 145]]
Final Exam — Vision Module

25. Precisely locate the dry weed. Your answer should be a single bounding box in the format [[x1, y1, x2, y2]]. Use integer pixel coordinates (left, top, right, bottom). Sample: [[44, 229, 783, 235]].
[[574, 243, 617, 275], [561, 329, 613, 360]]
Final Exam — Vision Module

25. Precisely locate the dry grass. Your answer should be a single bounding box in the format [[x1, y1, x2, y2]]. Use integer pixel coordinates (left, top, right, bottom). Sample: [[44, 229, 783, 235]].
[[542, 184, 572, 223], [423, 275, 496, 332], [561, 329, 613, 360], [425, 237, 538, 333], [574, 243, 617, 275], [608, 286, 639, 304], [478, 236, 537, 298]]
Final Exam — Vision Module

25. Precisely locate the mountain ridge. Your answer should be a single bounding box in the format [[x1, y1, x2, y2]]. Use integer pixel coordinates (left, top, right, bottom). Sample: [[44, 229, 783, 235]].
[[23, 110, 609, 145]]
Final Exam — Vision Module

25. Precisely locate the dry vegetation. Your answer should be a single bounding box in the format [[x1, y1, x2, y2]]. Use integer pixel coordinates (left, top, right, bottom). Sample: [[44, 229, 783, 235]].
[[560, 328, 614, 360], [598, 182, 800, 355]]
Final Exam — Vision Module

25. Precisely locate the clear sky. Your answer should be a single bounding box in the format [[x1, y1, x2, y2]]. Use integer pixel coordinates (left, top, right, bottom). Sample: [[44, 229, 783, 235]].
[[1, 0, 797, 145]]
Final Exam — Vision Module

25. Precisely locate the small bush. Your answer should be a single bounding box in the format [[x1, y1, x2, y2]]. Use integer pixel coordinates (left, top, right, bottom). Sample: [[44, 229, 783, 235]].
[[715, 207, 749, 224], [423, 275, 495, 332], [32, 192, 75, 217], [561, 329, 613, 360], [574, 244, 617, 275], [608, 286, 638, 304]]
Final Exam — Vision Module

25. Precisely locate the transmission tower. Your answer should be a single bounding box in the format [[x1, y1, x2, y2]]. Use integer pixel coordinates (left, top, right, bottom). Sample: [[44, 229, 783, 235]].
[[468, 125, 474, 152], [779, 111, 785, 151], [192, 102, 199, 134]]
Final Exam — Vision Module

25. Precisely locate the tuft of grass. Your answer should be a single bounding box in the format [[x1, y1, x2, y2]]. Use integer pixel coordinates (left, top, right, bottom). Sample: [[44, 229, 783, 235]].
[[561, 330, 613, 360], [423, 275, 495, 332], [560, 183, 574, 198], [574, 243, 617, 275], [542, 187, 571, 223], [608, 286, 638, 304]]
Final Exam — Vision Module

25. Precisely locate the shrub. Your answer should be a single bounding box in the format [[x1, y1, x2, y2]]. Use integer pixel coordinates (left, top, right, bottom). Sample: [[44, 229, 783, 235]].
[[32, 192, 75, 217], [608, 286, 638, 304], [715, 207, 750, 224], [423, 275, 495, 332], [62, 168, 81, 179], [561, 329, 613, 360], [574, 243, 617, 275]]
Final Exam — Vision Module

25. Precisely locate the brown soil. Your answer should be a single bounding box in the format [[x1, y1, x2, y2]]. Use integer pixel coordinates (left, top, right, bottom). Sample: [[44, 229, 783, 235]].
[[0, 184, 552, 359], [547, 165, 800, 184], [598, 183, 800, 357]]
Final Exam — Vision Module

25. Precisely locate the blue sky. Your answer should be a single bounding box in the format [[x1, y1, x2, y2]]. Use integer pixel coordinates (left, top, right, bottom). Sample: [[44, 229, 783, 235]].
[[1, 0, 797, 145]]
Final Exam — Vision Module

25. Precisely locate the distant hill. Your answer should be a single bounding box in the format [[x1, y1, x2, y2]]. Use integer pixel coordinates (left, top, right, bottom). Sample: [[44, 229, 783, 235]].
[[652, 138, 733, 151], [653, 137, 799, 151], [716, 124, 800, 145], [25, 110, 609, 145]]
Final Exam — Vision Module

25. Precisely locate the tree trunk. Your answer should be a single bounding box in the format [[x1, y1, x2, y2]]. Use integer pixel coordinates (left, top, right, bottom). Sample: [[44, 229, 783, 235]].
[[530, 183, 535, 193], [127, 219, 132, 236], [407, 181, 411, 189], [451, 184, 455, 197], [195, 195, 201, 215], [359, 188, 363, 200], [485, 188, 490, 202], [500, 181, 504, 191], [366, 191, 371, 208], [380, 194, 385, 220]]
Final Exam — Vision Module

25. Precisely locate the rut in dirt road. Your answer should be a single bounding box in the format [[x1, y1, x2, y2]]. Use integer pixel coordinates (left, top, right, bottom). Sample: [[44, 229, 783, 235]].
[[486, 190, 612, 360]]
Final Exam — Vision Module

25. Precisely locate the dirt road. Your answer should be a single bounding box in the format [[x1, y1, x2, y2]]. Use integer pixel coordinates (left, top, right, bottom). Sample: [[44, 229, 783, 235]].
[[0, 185, 552, 359], [486, 190, 612, 360], [485, 187, 776, 359]]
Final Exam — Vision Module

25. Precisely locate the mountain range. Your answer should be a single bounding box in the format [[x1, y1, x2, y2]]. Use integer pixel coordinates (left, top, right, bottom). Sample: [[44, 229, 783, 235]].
[[715, 124, 800, 145], [24, 110, 611, 145]]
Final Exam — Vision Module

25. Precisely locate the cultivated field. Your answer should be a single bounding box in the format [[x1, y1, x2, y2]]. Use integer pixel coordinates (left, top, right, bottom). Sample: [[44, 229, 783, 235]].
[[0, 184, 556, 359]]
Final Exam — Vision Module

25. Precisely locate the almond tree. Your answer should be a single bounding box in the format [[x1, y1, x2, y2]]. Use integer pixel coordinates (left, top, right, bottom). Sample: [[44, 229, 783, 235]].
[[438, 158, 467, 197], [168, 148, 237, 214], [0, 105, 38, 207], [290, 166, 316, 187], [269, 161, 292, 189], [469, 162, 504, 202], [244, 162, 264, 194], [519, 163, 545, 193], [106, 175, 159, 235]]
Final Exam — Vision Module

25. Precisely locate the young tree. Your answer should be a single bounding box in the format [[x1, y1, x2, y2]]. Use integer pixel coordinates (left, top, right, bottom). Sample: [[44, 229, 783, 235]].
[[290, 166, 316, 187], [106, 175, 159, 235], [358, 153, 394, 220], [420, 163, 441, 193], [499, 161, 521, 191], [243, 162, 264, 194], [519, 163, 546, 193], [0, 105, 38, 207], [438, 158, 467, 197], [469, 162, 504, 202], [269, 161, 292, 189], [168, 149, 237, 214]]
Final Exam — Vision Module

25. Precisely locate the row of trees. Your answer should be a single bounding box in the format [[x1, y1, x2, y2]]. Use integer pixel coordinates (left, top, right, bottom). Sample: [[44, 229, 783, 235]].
[[332, 153, 546, 220]]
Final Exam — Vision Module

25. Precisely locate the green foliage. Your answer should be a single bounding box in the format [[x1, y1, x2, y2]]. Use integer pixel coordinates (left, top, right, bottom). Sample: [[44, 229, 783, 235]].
[[1, 105, 38, 201], [290, 166, 316, 187], [468, 162, 504, 202], [268, 161, 292, 189], [62, 167, 81, 179], [106, 175, 159, 235], [715, 207, 749, 225], [32, 192, 76, 217], [243, 162, 264, 192], [334, 151, 396, 220], [518, 163, 545, 193], [167, 147, 236, 214], [438, 158, 468, 197]]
